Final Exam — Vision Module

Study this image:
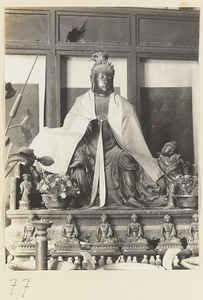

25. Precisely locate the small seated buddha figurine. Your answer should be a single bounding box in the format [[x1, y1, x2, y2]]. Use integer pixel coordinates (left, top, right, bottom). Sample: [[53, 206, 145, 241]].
[[54, 215, 81, 252], [160, 214, 180, 242], [61, 214, 80, 244], [97, 214, 114, 244], [22, 214, 36, 244], [16, 214, 37, 251], [122, 214, 149, 254], [91, 214, 120, 255], [187, 213, 198, 252], [156, 214, 183, 254], [126, 214, 147, 243]]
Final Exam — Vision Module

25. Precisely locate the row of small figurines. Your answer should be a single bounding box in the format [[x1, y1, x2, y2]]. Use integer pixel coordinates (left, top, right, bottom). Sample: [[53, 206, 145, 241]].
[[20, 212, 198, 251], [7, 252, 183, 271], [51, 254, 182, 270], [52, 254, 161, 265], [55, 212, 198, 248]]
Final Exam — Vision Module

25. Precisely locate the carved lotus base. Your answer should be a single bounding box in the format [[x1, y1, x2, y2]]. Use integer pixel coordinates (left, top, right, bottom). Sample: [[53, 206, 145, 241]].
[[122, 241, 150, 255], [186, 241, 199, 251], [156, 241, 183, 254], [51, 240, 82, 257], [55, 241, 82, 251], [91, 242, 121, 256], [16, 241, 36, 250], [12, 242, 36, 258], [17, 244, 36, 249]]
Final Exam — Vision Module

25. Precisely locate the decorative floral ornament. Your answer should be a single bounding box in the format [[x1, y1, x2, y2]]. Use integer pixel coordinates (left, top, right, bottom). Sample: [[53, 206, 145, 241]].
[[37, 172, 80, 200], [175, 175, 198, 196]]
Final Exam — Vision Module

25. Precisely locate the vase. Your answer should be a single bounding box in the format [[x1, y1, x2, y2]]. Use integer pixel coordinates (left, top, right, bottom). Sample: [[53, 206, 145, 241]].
[[41, 194, 71, 209], [174, 195, 198, 209]]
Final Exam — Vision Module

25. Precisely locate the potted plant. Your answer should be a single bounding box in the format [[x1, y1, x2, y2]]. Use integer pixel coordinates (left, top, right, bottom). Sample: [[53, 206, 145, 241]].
[[37, 172, 80, 209], [173, 175, 198, 209]]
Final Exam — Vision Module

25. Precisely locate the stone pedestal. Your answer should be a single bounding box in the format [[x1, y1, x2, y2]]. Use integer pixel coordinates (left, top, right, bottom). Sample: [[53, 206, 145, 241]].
[[5, 207, 198, 269]]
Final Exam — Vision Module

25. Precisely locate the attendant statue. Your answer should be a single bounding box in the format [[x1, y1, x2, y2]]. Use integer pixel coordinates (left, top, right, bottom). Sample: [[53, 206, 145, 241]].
[[30, 52, 165, 208], [126, 214, 147, 243], [160, 214, 180, 242], [19, 174, 32, 210], [61, 215, 79, 244], [97, 214, 114, 243], [158, 141, 189, 207], [187, 213, 198, 242]]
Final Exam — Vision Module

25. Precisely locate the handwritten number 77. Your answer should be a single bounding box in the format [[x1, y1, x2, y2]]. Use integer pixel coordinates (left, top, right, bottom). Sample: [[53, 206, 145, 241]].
[[10, 279, 30, 297]]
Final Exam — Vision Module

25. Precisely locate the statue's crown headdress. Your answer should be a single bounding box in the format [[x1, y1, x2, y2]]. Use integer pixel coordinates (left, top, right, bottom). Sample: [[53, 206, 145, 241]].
[[91, 52, 115, 75], [165, 141, 176, 149]]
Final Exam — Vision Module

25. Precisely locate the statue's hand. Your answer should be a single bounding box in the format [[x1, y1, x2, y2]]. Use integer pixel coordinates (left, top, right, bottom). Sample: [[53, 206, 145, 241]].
[[8, 147, 36, 167], [69, 160, 84, 169]]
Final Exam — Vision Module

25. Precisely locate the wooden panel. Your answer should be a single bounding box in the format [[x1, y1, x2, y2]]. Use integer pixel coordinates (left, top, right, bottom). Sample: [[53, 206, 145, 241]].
[[58, 14, 129, 45], [5, 12, 49, 43], [140, 87, 194, 163], [138, 18, 199, 48]]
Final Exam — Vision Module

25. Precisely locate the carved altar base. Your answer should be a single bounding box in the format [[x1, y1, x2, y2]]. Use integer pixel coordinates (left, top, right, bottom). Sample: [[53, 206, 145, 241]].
[[5, 207, 198, 269]]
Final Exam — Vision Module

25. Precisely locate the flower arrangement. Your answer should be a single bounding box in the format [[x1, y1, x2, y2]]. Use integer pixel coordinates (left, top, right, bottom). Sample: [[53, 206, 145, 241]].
[[175, 175, 198, 196], [37, 172, 80, 199]]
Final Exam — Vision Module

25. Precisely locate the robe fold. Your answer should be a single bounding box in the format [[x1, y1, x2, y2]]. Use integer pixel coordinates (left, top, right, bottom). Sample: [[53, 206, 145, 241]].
[[30, 90, 163, 182]]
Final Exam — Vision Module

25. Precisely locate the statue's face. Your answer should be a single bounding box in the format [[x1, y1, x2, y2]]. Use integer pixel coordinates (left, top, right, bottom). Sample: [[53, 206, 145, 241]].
[[28, 216, 34, 222], [193, 215, 198, 222], [161, 144, 174, 156], [101, 215, 107, 223], [131, 215, 137, 223], [164, 215, 170, 223], [67, 215, 72, 223], [92, 65, 114, 96]]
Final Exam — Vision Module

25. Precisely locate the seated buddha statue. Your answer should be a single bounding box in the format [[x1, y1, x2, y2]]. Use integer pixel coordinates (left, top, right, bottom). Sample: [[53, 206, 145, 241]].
[[22, 214, 36, 243], [97, 214, 114, 244], [30, 52, 166, 209], [160, 214, 180, 243], [126, 214, 147, 243], [61, 214, 79, 244]]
